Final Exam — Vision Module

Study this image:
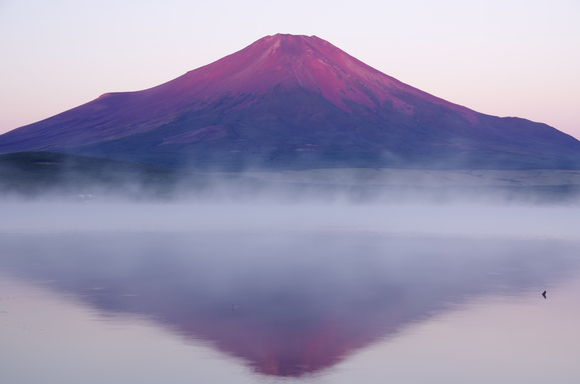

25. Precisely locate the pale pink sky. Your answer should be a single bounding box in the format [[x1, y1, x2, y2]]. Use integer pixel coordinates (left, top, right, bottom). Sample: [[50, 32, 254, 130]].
[[1, 0, 579, 138]]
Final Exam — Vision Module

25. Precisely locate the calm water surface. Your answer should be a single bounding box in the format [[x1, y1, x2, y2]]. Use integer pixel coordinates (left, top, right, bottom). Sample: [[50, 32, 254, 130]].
[[1, 203, 580, 383]]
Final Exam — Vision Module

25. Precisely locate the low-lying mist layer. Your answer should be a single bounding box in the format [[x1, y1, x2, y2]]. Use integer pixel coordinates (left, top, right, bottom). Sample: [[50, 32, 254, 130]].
[[1, 152, 580, 205], [1, 201, 579, 240]]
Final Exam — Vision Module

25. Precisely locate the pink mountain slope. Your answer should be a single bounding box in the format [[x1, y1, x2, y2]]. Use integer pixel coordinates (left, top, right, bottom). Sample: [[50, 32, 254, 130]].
[[154, 34, 478, 121]]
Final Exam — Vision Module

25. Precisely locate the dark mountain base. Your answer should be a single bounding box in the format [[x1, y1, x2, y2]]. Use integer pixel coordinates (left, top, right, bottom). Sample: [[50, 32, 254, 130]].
[[1, 152, 579, 204], [0, 152, 214, 200]]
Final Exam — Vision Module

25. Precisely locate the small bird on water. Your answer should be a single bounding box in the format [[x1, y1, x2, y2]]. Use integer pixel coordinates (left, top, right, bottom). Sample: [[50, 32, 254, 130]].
[[542, 290, 547, 299]]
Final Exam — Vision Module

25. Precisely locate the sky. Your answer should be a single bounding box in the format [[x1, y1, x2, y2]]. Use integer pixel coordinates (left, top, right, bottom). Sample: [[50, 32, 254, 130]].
[[1, 0, 579, 138]]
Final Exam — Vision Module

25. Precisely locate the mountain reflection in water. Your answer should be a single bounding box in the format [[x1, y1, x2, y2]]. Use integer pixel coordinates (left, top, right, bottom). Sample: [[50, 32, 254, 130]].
[[0, 232, 577, 377]]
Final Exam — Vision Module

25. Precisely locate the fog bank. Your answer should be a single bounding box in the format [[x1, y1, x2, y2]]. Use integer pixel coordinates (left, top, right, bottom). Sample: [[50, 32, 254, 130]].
[[1, 201, 578, 240]]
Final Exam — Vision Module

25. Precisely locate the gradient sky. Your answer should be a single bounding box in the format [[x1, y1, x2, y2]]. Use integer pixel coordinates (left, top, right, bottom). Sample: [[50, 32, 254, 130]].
[[1, 0, 579, 138]]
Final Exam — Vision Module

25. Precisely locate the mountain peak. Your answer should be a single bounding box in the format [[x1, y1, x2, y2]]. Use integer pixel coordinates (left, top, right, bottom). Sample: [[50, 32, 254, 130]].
[[154, 33, 476, 121]]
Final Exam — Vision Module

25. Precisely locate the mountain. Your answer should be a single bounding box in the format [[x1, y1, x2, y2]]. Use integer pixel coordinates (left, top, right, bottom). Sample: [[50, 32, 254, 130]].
[[1, 34, 579, 171]]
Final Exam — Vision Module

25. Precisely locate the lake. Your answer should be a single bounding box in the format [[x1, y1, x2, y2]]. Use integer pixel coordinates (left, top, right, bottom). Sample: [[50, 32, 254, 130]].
[[1, 202, 579, 383]]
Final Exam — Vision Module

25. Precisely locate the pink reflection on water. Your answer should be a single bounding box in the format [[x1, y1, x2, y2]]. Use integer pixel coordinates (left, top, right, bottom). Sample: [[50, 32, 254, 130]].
[[0, 232, 578, 379]]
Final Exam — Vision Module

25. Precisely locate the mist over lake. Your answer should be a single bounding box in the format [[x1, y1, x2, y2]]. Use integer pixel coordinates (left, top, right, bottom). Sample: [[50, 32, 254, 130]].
[[1, 200, 580, 383]]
